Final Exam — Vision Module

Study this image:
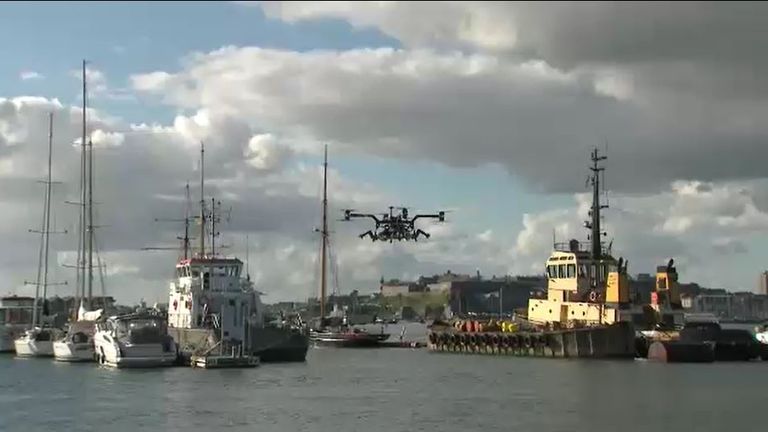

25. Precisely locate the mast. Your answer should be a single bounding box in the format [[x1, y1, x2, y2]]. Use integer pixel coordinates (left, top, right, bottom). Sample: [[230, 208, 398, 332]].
[[320, 144, 328, 319], [210, 197, 216, 256], [245, 234, 250, 281], [199, 142, 205, 257], [183, 182, 190, 260], [42, 113, 54, 309], [587, 147, 607, 260], [78, 59, 87, 310], [87, 135, 94, 308]]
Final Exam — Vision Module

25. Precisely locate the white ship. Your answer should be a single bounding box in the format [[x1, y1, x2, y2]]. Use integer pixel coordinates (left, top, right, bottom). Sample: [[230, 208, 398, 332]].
[[93, 313, 177, 368]]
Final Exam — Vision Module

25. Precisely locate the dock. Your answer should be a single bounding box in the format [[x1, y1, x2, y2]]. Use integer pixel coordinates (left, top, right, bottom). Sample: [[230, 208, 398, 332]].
[[190, 354, 260, 369]]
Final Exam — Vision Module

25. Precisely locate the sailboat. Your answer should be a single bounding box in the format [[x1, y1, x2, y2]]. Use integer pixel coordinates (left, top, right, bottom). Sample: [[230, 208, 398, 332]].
[[14, 113, 64, 357], [309, 145, 389, 347], [54, 60, 104, 362]]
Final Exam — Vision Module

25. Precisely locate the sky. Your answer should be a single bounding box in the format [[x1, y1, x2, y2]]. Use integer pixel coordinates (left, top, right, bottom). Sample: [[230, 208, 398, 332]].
[[1, 1, 768, 304]]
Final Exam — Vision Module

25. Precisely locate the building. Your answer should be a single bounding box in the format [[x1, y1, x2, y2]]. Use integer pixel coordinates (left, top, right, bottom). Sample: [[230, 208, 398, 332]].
[[689, 292, 768, 321], [759, 271, 768, 295], [379, 280, 427, 297]]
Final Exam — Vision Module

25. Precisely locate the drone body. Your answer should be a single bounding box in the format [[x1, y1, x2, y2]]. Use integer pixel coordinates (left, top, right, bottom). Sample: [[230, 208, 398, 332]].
[[342, 206, 446, 242]]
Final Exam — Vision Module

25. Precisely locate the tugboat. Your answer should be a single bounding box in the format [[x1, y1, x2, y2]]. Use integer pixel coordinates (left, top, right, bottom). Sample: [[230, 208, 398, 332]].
[[164, 143, 306, 365], [309, 145, 389, 348], [427, 148, 686, 359]]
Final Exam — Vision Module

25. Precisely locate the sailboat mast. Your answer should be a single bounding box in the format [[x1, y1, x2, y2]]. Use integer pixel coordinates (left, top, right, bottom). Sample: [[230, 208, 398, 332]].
[[78, 59, 87, 309], [320, 144, 328, 319], [87, 134, 94, 308], [199, 142, 205, 258], [42, 113, 54, 310]]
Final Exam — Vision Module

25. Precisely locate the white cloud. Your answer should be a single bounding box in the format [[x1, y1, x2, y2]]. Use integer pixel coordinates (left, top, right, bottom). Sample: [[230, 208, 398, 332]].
[[19, 71, 44, 81]]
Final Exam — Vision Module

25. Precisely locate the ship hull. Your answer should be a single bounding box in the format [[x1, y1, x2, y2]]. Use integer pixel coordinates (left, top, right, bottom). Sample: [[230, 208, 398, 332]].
[[170, 325, 309, 363], [310, 330, 390, 348], [427, 322, 636, 359]]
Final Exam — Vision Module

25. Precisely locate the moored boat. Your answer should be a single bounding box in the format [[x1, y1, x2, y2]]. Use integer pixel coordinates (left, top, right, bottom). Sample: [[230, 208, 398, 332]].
[[14, 327, 59, 357], [93, 313, 177, 368], [53, 312, 100, 362], [308, 146, 388, 348]]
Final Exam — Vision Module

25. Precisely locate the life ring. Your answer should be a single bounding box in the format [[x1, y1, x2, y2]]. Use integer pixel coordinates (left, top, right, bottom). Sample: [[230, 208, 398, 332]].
[[588, 291, 598, 302]]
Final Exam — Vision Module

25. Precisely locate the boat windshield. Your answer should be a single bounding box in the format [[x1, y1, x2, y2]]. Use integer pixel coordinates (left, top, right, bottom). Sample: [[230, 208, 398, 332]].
[[116, 318, 164, 335]]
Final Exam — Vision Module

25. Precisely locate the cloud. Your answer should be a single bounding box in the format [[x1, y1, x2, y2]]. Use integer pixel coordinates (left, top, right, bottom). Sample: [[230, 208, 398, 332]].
[[130, 42, 768, 195], [70, 66, 135, 102], [19, 71, 44, 81]]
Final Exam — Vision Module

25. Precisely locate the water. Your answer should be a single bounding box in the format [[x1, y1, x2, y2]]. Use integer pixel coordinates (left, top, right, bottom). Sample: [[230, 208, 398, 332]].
[[2, 343, 767, 432]]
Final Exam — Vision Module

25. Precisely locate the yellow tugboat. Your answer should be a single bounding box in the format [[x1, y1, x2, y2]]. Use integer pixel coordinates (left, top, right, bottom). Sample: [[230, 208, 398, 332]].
[[427, 148, 686, 359]]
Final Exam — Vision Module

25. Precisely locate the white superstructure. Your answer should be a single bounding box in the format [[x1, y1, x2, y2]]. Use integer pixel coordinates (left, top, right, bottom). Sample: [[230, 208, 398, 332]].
[[168, 257, 263, 344]]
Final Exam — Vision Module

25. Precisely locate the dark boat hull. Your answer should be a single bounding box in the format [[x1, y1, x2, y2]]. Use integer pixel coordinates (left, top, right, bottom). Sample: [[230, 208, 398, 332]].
[[170, 325, 309, 364], [310, 330, 390, 348], [252, 327, 309, 362]]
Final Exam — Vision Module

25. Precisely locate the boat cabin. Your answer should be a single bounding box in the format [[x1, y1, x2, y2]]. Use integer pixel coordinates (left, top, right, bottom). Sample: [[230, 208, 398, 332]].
[[167, 257, 262, 343], [528, 240, 630, 327]]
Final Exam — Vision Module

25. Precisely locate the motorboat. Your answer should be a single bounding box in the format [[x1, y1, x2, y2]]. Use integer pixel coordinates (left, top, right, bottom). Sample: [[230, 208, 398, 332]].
[[93, 313, 177, 368]]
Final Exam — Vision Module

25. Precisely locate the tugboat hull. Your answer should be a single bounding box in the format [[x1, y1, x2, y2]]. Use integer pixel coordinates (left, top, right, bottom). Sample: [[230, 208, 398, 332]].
[[427, 322, 636, 359]]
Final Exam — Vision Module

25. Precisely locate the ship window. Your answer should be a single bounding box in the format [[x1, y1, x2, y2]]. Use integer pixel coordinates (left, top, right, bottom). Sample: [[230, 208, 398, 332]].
[[557, 264, 565, 278], [567, 264, 576, 279], [191, 269, 200, 278], [547, 265, 555, 279]]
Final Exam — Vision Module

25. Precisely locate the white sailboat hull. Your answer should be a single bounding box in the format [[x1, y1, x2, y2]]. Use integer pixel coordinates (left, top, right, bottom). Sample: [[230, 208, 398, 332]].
[[14, 338, 53, 357], [53, 341, 94, 362]]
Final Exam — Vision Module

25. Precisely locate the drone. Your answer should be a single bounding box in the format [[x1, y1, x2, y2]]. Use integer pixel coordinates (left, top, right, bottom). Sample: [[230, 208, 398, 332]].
[[341, 206, 447, 242]]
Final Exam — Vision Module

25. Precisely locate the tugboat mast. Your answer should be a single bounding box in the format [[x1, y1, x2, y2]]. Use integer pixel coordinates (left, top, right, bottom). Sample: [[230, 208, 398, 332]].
[[586, 147, 607, 261]]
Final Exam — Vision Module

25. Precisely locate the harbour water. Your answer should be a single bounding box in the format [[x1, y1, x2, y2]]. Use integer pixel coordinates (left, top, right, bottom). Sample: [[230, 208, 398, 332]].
[[1, 339, 766, 432]]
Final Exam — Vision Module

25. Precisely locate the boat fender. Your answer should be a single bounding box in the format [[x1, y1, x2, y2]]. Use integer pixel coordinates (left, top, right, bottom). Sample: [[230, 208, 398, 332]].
[[500, 335, 509, 348], [491, 334, 500, 347], [429, 332, 438, 344]]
